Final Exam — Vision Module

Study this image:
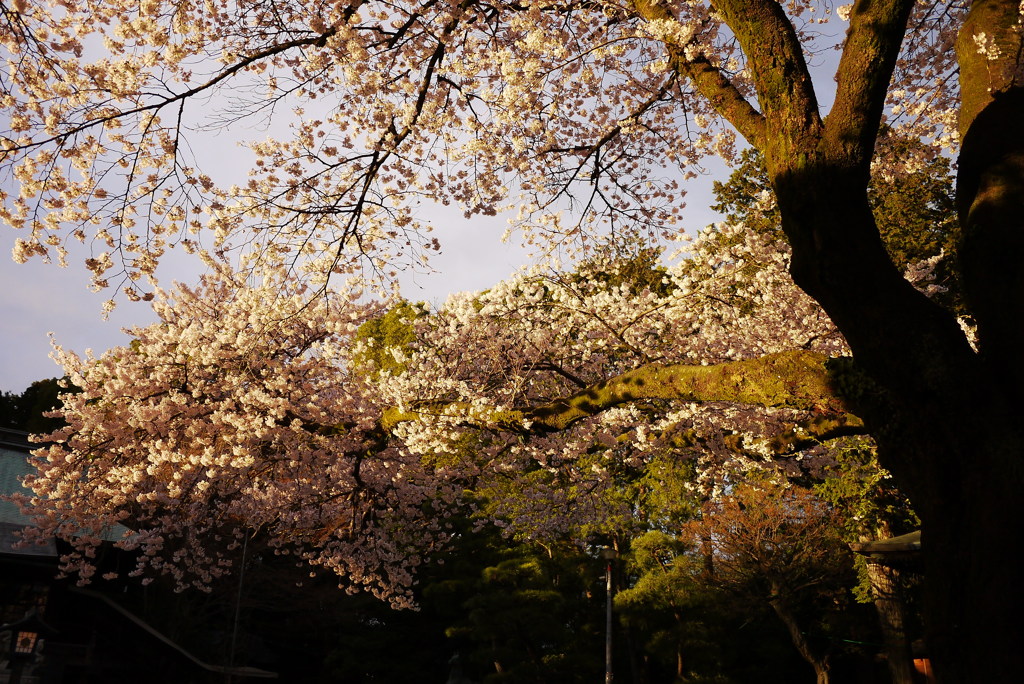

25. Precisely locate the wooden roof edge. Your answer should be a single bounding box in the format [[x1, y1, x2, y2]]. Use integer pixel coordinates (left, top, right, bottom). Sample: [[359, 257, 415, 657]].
[[850, 530, 922, 555]]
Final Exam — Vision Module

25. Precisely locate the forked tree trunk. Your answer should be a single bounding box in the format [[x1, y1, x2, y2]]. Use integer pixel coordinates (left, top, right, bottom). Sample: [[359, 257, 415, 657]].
[[639, 0, 1021, 679], [755, 28, 1024, 669], [770, 152, 1024, 683]]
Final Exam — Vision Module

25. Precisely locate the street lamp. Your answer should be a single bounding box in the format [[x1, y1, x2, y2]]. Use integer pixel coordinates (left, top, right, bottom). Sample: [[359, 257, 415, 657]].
[[599, 546, 618, 684]]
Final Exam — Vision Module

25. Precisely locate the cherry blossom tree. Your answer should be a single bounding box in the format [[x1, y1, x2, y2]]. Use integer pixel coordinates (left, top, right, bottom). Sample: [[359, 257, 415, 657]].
[[19, 265, 465, 606], [20, 220, 851, 602], [4, 0, 1024, 680]]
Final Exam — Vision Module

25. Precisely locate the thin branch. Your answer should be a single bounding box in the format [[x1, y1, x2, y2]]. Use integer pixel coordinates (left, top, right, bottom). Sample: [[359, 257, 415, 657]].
[[4, 29, 339, 157]]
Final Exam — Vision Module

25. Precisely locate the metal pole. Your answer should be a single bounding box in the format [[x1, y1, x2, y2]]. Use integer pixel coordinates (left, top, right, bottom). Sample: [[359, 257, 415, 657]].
[[605, 558, 613, 684], [227, 534, 248, 684]]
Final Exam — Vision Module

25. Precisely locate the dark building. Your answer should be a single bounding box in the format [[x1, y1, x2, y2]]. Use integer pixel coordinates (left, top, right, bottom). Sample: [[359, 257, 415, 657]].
[[1, 428, 276, 683]]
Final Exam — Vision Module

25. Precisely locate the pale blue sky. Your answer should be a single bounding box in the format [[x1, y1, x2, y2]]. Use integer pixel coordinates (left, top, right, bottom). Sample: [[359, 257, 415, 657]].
[[0, 210, 527, 392]]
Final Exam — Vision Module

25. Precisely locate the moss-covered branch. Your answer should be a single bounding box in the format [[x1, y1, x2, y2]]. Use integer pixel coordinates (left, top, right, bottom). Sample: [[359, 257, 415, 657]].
[[521, 349, 852, 431], [381, 350, 861, 439]]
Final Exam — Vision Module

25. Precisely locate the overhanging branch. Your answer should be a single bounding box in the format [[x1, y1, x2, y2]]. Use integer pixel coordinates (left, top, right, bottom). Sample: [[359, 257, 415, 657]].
[[382, 350, 860, 436], [631, 0, 767, 147]]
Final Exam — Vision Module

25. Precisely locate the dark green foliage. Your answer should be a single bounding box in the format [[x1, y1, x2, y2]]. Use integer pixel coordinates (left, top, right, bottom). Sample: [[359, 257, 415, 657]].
[[712, 149, 781, 238], [425, 521, 606, 684], [617, 527, 880, 684], [816, 440, 920, 604], [615, 531, 732, 682], [868, 146, 958, 270], [315, 589, 451, 683], [868, 133, 962, 311], [0, 377, 68, 434], [816, 440, 919, 541], [570, 243, 674, 298]]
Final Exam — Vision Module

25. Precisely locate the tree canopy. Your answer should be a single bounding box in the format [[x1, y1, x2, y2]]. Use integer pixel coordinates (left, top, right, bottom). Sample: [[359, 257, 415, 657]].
[[4, 0, 1024, 681]]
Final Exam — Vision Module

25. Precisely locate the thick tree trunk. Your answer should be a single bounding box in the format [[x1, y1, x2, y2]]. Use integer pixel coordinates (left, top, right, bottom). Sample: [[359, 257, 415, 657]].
[[926, 427, 1024, 684], [919, 3, 1024, 679], [647, 0, 1024, 679], [771, 154, 1024, 683], [751, 26, 1024, 661]]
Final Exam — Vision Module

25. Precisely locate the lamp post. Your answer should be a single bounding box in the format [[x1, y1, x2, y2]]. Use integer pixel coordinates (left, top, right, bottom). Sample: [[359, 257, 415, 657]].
[[1, 608, 54, 684], [599, 546, 618, 684]]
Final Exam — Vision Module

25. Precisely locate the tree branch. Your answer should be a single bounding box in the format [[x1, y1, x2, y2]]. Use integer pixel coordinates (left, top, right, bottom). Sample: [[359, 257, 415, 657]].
[[704, 0, 822, 156], [2, 29, 339, 158], [675, 53, 768, 148], [382, 350, 860, 436], [825, 0, 916, 168], [522, 349, 850, 431], [631, 0, 767, 147]]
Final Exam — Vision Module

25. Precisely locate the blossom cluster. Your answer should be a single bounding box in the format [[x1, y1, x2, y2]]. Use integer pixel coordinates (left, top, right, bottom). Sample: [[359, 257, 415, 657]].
[[19, 265, 459, 604], [2, 0, 965, 296], [18, 198, 972, 597], [11, 221, 853, 597], [379, 223, 849, 541]]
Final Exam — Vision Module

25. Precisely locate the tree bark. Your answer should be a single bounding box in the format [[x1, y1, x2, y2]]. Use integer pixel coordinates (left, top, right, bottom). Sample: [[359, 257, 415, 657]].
[[634, 0, 1024, 676], [764, 135, 1024, 684], [865, 559, 914, 684], [675, 0, 1024, 680]]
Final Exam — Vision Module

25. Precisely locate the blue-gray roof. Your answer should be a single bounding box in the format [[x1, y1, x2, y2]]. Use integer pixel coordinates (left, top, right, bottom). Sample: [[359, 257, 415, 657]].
[[0, 428, 57, 556], [1, 427, 129, 554]]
